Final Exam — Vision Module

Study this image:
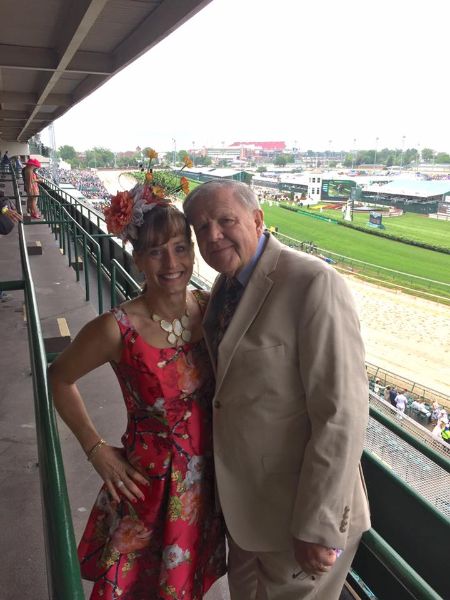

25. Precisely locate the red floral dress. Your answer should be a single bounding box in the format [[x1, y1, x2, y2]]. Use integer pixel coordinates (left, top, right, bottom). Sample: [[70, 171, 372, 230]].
[[78, 295, 226, 600]]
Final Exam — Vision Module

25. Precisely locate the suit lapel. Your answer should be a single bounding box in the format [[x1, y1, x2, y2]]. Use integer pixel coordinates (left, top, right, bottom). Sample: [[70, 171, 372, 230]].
[[215, 234, 282, 393]]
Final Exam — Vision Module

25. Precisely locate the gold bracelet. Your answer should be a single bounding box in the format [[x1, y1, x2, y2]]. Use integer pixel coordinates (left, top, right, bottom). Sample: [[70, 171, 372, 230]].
[[86, 438, 106, 462]]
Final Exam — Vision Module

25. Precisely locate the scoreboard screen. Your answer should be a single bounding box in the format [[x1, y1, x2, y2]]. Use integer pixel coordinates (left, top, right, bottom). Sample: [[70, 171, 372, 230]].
[[321, 179, 356, 200]]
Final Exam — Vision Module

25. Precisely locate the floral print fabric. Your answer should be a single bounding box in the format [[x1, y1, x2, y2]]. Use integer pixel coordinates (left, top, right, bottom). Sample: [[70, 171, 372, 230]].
[[78, 302, 226, 599]]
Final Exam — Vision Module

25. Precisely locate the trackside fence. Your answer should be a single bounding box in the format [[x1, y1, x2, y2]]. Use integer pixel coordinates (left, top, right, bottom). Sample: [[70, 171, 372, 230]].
[[272, 231, 450, 303]]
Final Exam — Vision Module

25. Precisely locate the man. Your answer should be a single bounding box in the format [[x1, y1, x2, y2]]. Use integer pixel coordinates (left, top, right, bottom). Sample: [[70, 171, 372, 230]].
[[183, 180, 370, 599], [395, 390, 408, 415]]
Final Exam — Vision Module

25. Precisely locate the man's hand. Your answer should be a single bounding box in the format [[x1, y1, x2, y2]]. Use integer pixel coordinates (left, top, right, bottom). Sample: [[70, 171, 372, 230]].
[[293, 539, 338, 576]]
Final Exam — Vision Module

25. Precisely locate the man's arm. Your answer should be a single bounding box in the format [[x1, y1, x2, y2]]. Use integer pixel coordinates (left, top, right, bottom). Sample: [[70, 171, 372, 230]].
[[291, 266, 368, 552]]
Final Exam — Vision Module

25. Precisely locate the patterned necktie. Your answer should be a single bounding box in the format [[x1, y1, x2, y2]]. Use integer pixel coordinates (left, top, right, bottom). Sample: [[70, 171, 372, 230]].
[[212, 277, 243, 361]]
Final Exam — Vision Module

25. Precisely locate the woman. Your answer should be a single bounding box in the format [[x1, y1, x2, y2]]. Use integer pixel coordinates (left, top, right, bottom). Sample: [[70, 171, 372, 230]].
[[49, 192, 225, 599], [23, 157, 41, 218]]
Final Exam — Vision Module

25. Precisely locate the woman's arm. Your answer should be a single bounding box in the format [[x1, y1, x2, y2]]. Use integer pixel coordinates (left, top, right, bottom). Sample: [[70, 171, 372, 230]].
[[48, 312, 148, 502]]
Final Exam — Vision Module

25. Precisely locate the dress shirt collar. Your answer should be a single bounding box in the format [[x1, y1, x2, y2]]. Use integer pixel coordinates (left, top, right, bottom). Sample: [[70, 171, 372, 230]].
[[235, 231, 268, 288]]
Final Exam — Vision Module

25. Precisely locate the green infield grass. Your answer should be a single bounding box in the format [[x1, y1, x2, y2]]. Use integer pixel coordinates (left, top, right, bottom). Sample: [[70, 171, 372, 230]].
[[317, 207, 450, 250], [261, 204, 450, 301]]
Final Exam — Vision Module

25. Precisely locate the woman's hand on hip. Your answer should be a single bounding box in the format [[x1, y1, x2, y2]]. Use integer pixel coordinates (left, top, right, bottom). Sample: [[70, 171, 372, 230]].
[[90, 445, 150, 503]]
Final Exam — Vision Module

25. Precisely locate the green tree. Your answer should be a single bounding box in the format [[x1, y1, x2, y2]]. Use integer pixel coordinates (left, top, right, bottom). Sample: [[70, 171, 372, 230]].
[[435, 152, 450, 164], [274, 154, 288, 166], [194, 155, 212, 166], [257, 166, 267, 173], [58, 145, 77, 162], [85, 147, 115, 168], [421, 148, 435, 163]]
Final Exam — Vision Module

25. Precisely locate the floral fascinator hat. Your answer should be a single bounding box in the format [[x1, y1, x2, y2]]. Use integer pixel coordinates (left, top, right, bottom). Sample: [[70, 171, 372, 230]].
[[104, 148, 193, 241]]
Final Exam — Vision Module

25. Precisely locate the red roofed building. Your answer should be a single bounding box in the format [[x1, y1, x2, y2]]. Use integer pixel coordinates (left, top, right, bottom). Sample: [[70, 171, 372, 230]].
[[230, 141, 286, 152]]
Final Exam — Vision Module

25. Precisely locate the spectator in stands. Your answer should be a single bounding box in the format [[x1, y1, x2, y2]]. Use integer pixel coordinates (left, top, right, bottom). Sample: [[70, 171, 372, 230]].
[[389, 386, 398, 406], [439, 408, 449, 425], [431, 401, 442, 422], [49, 194, 225, 599], [0, 191, 23, 301], [1, 151, 11, 167], [431, 420, 446, 441], [395, 390, 408, 415], [373, 378, 381, 395], [442, 423, 450, 445], [184, 180, 370, 600], [23, 158, 42, 219], [13, 155, 23, 177], [384, 385, 391, 403]]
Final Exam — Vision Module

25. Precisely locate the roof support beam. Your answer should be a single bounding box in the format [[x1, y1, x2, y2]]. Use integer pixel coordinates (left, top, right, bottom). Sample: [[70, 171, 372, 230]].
[[18, 0, 109, 140], [0, 110, 50, 121], [0, 92, 72, 106], [0, 44, 112, 75]]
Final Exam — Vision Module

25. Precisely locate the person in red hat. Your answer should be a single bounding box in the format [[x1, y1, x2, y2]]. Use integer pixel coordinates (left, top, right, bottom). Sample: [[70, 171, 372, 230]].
[[23, 157, 42, 218]]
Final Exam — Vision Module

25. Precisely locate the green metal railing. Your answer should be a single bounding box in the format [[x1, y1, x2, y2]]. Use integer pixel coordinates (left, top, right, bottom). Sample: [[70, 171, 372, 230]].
[[355, 529, 442, 600], [5, 170, 84, 598]]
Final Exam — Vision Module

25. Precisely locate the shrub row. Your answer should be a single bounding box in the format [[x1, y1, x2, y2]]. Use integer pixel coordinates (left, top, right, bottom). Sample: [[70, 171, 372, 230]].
[[337, 219, 450, 255]]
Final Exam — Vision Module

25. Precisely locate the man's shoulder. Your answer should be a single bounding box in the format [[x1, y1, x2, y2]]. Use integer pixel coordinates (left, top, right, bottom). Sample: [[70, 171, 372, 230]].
[[274, 239, 337, 280]]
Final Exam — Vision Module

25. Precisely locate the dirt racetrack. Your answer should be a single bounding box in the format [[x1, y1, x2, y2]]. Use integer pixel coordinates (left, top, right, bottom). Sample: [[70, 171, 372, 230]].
[[347, 277, 450, 396]]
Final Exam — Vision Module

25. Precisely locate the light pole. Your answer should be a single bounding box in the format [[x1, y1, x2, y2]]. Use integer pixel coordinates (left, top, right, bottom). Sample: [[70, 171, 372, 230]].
[[351, 138, 357, 169], [328, 139, 332, 168], [172, 138, 176, 167], [400, 135, 406, 169], [374, 137, 379, 168]]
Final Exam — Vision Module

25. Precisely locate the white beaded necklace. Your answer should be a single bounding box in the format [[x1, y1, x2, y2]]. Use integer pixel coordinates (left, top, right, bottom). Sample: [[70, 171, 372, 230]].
[[151, 307, 191, 346]]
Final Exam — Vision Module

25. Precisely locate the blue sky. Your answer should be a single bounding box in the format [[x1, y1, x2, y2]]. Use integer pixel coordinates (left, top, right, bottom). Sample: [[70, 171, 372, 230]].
[[45, 0, 450, 154]]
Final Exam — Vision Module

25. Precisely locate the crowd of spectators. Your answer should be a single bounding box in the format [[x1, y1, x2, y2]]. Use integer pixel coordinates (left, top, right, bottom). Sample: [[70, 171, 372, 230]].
[[40, 167, 110, 202], [370, 377, 450, 445]]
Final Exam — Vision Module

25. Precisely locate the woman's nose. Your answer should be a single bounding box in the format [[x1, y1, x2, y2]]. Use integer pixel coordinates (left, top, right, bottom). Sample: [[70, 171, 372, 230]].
[[163, 248, 178, 268]]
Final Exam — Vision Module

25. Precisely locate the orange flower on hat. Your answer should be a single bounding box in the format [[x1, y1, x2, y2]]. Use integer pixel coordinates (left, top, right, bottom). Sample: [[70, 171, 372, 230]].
[[180, 177, 190, 194], [183, 155, 193, 168], [104, 191, 134, 235], [147, 148, 158, 160]]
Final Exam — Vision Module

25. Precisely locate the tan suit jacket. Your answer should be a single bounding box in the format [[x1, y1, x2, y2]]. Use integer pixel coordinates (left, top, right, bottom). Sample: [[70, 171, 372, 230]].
[[203, 233, 370, 552]]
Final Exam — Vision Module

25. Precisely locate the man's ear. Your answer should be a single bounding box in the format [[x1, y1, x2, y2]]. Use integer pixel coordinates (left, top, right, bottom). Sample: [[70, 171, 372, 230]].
[[254, 208, 265, 236]]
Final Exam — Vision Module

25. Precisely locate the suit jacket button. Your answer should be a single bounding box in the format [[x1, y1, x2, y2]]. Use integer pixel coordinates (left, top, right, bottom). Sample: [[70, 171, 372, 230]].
[[214, 400, 221, 409]]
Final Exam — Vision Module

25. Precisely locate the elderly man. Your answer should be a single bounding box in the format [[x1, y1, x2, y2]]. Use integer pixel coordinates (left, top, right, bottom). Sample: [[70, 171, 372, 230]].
[[183, 180, 370, 600]]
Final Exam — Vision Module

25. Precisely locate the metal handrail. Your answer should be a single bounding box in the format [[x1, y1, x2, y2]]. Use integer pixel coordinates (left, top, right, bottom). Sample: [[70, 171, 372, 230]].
[[36, 188, 105, 313], [110, 258, 141, 307], [361, 529, 442, 600], [10, 172, 84, 598]]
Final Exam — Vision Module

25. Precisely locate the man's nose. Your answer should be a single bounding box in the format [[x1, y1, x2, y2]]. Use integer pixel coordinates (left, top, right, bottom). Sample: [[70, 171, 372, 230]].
[[208, 222, 224, 241]]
